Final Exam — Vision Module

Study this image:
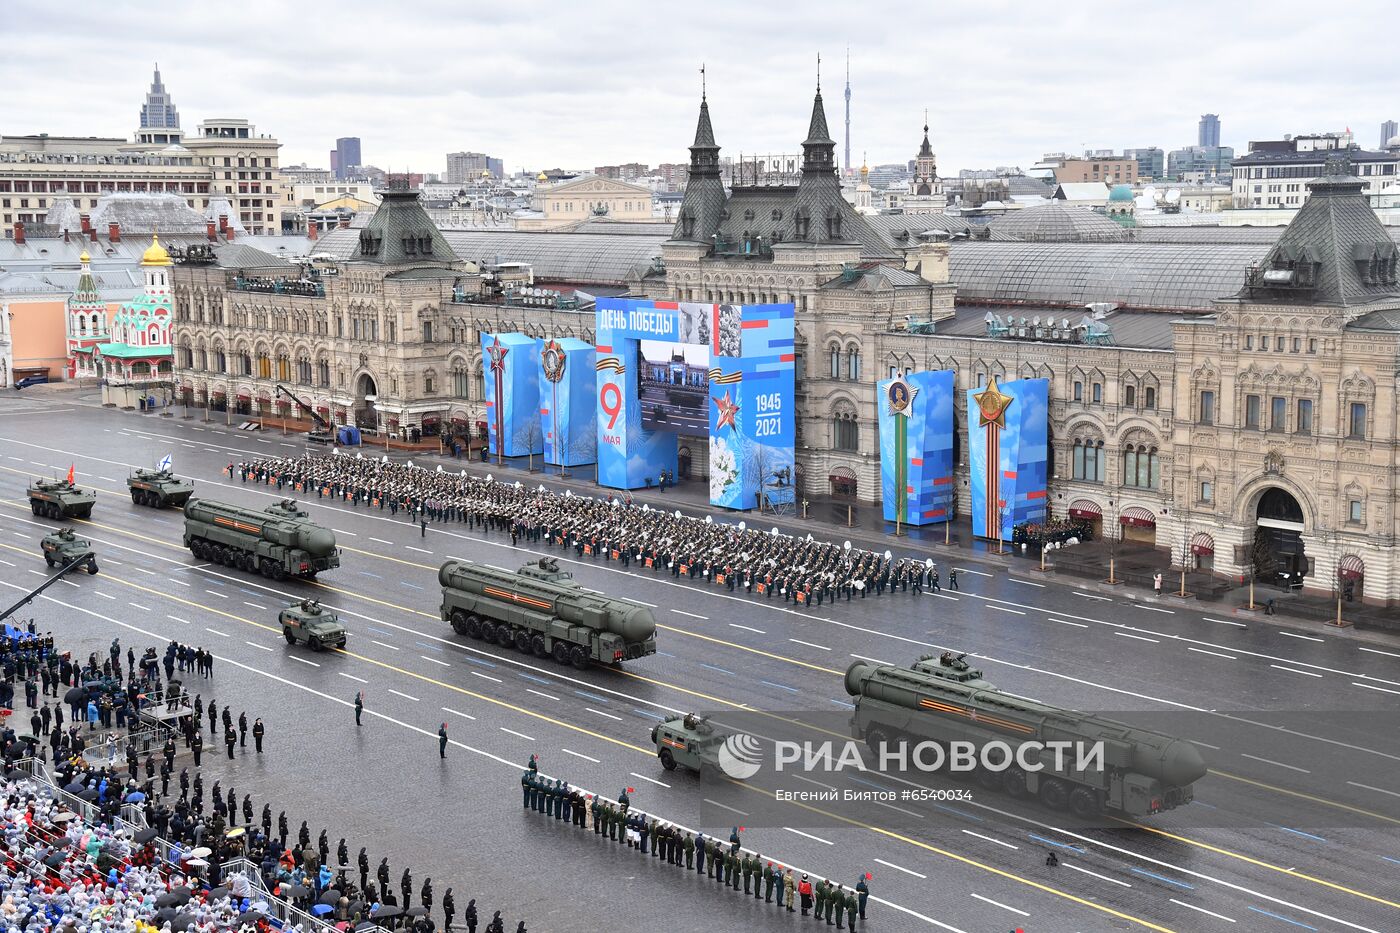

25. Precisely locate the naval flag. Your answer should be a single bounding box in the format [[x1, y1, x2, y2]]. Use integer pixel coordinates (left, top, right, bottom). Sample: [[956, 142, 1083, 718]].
[[157, 454, 173, 472]]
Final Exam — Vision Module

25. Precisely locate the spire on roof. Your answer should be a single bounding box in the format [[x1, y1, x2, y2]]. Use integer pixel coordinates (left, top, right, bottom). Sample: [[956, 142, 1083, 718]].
[[801, 81, 836, 176], [918, 111, 934, 158]]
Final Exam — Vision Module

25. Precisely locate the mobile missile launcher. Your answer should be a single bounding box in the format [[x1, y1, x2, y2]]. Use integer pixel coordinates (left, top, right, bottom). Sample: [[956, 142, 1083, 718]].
[[439, 557, 656, 668], [651, 713, 726, 775], [27, 479, 95, 520], [127, 468, 194, 509], [845, 655, 1207, 819], [182, 497, 339, 580], [278, 599, 347, 651], [40, 528, 98, 574]]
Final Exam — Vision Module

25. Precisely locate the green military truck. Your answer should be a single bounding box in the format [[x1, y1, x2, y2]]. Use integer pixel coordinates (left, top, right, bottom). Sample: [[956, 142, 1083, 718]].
[[127, 468, 195, 509], [651, 713, 727, 775], [439, 557, 656, 669], [278, 599, 347, 651], [182, 497, 339, 580], [27, 478, 96, 520], [40, 528, 98, 575]]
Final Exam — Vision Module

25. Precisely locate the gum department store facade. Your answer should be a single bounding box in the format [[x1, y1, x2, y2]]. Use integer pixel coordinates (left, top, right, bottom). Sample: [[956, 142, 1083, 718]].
[[172, 89, 1400, 604]]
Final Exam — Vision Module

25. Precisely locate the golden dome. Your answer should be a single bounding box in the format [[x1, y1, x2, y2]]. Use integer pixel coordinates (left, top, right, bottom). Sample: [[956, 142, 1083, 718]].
[[79, 250, 91, 264], [480, 168, 492, 178], [141, 234, 172, 267], [536, 171, 548, 182]]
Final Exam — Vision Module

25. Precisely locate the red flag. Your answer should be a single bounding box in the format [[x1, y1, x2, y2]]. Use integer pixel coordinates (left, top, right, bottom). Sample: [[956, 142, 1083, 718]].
[[66, 464, 75, 484], [626, 787, 634, 794]]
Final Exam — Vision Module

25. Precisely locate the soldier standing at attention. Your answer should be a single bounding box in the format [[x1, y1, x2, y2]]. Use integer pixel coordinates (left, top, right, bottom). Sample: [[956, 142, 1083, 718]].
[[683, 831, 695, 869], [784, 869, 796, 912], [438, 723, 448, 758], [224, 725, 237, 759], [191, 730, 203, 766], [741, 852, 753, 895], [238, 711, 248, 746], [855, 875, 869, 920], [354, 692, 363, 726], [814, 878, 828, 923], [833, 884, 847, 929], [824, 881, 838, 926], [252, 717, 265, 753], [694, 832, 706, 874], [846, 887, 860, 932], [762, 860, 775, 902]]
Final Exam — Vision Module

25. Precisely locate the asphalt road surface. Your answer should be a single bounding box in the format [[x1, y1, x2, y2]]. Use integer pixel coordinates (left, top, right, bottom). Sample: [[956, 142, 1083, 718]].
[[2, 395, 1400, 933]]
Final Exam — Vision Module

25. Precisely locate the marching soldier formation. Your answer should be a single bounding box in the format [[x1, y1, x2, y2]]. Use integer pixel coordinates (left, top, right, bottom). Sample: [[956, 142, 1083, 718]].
[[520, 766, 869, 929], [234, 454, 942, 604]]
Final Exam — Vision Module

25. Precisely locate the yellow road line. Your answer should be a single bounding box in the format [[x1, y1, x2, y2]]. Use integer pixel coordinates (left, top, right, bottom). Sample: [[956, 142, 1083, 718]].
[[0, 539, 1179, 933], [3, 491, 1394, 916]]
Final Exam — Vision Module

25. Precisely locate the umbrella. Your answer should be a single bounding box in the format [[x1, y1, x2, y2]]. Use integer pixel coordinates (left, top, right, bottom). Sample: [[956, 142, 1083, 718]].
[[311, 905, 334, 917], [63, 687, 87, 704], [239, 912, 266, 926], [190, 846, 213, 858], [156, 908, 178, 922], [134, 827, 158, 844], [346, 900, 365, 914], [78, 789, 98, 801], [63, 782, 85, 794], [355, 923, 378, 932], [125, 790, 146, 803], [403, 907, 428, 917], [172, 911, 198, 931], [44, 853, 66, 868], [282, 884, 310, 899], [51, 811, 77, 823], [371, 906, 402, 919], [208, 886, 230, 900], [156, 891, 189, 908], [319, 890, 341, 905], [185, 858, 209, 868]]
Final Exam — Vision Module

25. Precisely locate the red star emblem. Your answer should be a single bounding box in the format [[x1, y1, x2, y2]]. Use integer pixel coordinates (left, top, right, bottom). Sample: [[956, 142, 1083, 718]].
[[712, 389, 740, 431], [487, 336, 509, 374]]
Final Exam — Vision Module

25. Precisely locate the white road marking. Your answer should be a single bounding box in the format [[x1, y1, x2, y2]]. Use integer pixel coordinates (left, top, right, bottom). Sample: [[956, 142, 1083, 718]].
[[1115, 632, 1159, 643], [630, 599, 658, 607], [289, 656, 320, 667], [990, 606, 1025, 615], [204, 589, 228, 598], [671, 609, 708, 619], [242, 601, 265, 609], [127, 603, 150, 612], [961, 830, 1019, 850], [1240, 753, 1310, 774], [729, 623, 766, 634], [245, 641, 274, 652], [1046, 617, 1088, 628], [1346, 780, 1400, 799], [338, 672, 369, 684], [1170, 899, 1235, 923], [526, 688, 559, 701], [93, 591, 115, 600], [0, 559, 13, 567], [371, 640, 398, 651], [405, 545, 432, 554], [1134, 604, 1175, 614], [702, 798, 748, 816], [874, 857, 927, 879], [441, 707, 476, 721], [630, 772, 670, 788], [58, 579, 80, 587], [969, 893, 1028, 917], [850, 653, 893, 666], [561, 748, 600, 763], [420, 655, 451, 667], [927, 592, 960, 601], [332, 528, 358, 536], [586, 707, 621, 721], [1190, 739, 1222, 750], [1280, 631, 1324, 643], [1064, 857, 1131, 885], [369, 538, 392, 545], [133, 567, 156, 576], [1010, 578, 1045, 587], [204, 627, 229, 637], [956, 568, 992, 577], [388, 689, 419, 702], [1203, 616, 1247, 628], [789, 638, 830, 651], [500, 727, 534, 741], [1270, 664, 1322, 678], [783, 827, 833, 845], [1354, 682, 1400, 696], [1359, 646, 1400, 659], [1188, 647, 1237, 660], [471, 671, 503, 684], [166, 615, 190, 624]]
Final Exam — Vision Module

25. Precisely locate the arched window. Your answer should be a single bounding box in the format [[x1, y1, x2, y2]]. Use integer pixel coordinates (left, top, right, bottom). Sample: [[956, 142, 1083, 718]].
[[1072, 439, 1104, 482], [832, 407, 859, 451], [317, 359, 330, 387], [215, 348, 227, 374], [240, 352, 252, 376], [1144, 385, 1156, 409], [846, 346, 861, 382], [296, 355, 312, 385], [1123, 445, 1159, 488], [77, 317, 87, 337], [256, 352, 270, 379], [452, 363, 471, 398], [276, 354, 291, 382], [829, 344, 840, 379]]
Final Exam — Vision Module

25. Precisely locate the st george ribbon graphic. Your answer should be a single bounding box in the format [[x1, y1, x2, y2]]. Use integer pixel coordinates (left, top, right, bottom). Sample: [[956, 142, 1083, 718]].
[[877, 370, 955, 527], [966, 375, 1048, 541]]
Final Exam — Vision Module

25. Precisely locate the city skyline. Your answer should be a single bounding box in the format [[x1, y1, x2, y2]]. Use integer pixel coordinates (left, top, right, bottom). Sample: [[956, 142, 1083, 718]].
[[3, 0, 1397, 176]]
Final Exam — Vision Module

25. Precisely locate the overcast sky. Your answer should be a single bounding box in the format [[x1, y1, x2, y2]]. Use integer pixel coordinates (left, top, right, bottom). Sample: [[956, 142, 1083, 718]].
[[5, 0, 1397, 177]]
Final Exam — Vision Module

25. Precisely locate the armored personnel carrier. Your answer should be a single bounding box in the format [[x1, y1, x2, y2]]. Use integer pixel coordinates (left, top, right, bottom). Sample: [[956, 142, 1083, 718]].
[[40, 528, 98, 575], [127, 469, 195, 509], [278, 598, 347, 651], [27, 479, 95, 520], [651, 713, 726, 775]]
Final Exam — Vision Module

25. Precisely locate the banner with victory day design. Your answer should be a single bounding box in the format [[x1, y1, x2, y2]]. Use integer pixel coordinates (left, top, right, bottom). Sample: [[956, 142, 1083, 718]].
[[877, 369, 955, 526], [966, 376, 1048, 541]]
